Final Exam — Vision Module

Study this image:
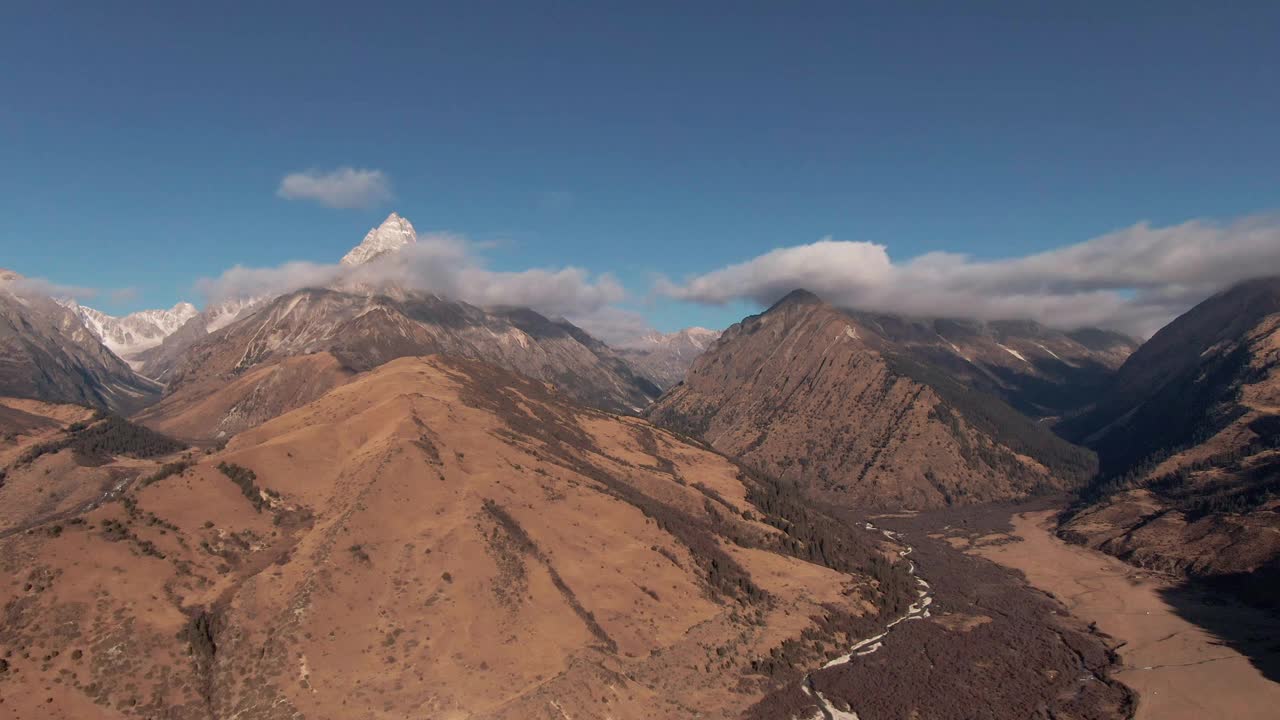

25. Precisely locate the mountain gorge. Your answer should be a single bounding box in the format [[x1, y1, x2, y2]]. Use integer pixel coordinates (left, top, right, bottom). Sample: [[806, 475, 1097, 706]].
[[13, 9, 1280, 715]]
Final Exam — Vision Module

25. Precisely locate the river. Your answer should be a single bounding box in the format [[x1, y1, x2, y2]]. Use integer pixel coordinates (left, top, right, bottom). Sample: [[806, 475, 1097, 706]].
[[801, 523, 934, 720]]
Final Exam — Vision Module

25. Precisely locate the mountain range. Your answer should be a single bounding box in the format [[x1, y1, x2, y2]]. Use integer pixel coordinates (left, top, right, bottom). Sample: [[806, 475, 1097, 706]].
[[58, 299, 199, 364], [3, 212, 1278, 718], [136, 287, 661, 440], [130, 296, 266, 382], [840, 309, 1138, 420]]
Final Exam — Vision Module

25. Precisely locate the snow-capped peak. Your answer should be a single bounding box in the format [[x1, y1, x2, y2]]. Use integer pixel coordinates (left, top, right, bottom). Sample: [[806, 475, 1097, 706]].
[[204, 295, 265, 333], [340, 212, 418, 266], [627, 326, 721, 350], [58, 299, 200, 359]]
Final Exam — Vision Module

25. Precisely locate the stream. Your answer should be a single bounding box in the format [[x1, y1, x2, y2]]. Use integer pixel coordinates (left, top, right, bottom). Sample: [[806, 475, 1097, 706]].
[[800, 522, 934, 720]]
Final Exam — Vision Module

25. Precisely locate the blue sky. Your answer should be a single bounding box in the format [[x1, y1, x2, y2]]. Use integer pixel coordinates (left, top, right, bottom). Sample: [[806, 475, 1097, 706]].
[[2, 2, 1278, 336]]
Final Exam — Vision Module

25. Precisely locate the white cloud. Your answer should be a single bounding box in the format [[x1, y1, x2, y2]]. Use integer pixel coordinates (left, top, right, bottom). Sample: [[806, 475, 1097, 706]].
[[657, 214, 1280, 337], [196, 232, 626, 325], [0, 271, 98, 303], [195, 260, 344, 303], [654, 239, 893, 306], [565, 305, 656, 346], [277, 167, 393, 209]]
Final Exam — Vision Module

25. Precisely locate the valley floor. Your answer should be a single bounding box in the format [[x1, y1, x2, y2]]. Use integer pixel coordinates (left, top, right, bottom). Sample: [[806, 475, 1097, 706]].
[[971, 509, 1280, 720], [758, 500, 1137, 720]]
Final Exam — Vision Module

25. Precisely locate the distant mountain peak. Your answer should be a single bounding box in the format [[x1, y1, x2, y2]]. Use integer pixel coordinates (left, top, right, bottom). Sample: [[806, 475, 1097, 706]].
[[0, 275, 160, 411], [57, 298, 200, 362], [628, 326, 720, 348], [340, 212, 418, 266], [615, 326, 723, 389], [677, 326, 720, 339], [766, 288, 823, 312]]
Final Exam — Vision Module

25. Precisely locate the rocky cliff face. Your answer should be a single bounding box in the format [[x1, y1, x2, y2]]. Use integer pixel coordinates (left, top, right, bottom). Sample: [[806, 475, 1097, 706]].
[[647, 290, 1095, 510]]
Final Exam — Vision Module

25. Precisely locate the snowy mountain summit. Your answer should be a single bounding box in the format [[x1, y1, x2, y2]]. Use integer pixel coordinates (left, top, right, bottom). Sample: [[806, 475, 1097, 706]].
[[340, 212, 418, 266], [616, 326, 722, 390], [60, 299, 199, 358], [628, 326, 720, 352]]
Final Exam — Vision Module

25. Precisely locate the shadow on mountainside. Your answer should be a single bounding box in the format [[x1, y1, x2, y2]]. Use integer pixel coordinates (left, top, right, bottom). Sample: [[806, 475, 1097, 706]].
[[1157, 560, 1280, 684]]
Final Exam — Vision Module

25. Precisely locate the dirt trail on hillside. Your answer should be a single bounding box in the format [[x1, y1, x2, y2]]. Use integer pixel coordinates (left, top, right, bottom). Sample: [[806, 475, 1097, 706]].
[[975, 510, 1280, 720]]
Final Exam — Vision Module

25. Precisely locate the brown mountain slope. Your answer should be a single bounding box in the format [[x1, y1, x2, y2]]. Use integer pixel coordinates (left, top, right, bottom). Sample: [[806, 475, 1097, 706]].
[[1058, 277, 1280, 606], [0, 354, 926, 720], [133, 352, 354, 442], [846, 310, 1137, 419], [0, 399, 60, 443], [647, 290, 1096, 510], [1059, 277, 1280, 476], [0, 401, 185, 538], [140, 288, 659, 440], [0, 270, 161, 413]]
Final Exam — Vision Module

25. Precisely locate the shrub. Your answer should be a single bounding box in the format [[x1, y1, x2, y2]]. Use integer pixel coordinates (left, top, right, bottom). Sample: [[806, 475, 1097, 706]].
[[18, 415, 185, 466], [139, 459, 196, 488], [216, 462, 265, 511]]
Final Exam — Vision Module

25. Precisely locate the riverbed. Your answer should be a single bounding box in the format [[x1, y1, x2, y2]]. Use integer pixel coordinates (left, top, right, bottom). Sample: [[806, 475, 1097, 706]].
[[767, 503, 1135, 720], [974, 510, 1280, 720]]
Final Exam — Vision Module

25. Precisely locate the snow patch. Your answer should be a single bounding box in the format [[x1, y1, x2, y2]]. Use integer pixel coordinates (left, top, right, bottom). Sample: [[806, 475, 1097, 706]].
[[997, 343, 1029, 363], [1033, 342, 1079, 367]]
